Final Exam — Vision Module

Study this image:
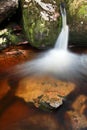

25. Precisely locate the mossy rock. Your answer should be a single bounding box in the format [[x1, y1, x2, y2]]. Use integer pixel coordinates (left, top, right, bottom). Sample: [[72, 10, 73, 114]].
[[21, 0, 61, 48], [21, 0, 87, 49], [67, 0, 87, 45], [0, 25, 26, 50]]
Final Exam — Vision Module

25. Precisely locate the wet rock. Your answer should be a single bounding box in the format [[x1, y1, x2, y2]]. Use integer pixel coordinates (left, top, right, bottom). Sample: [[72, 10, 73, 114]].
[[71, 95, 87, 114], [66, 111, 87, 130], [65, 95, 87, 130], [15, 76, 75, 110], [34, 93, 63, 110]]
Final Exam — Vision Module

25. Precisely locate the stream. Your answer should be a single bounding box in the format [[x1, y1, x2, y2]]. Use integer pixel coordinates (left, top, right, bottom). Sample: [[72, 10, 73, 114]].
[[0, 45, 87, 130]]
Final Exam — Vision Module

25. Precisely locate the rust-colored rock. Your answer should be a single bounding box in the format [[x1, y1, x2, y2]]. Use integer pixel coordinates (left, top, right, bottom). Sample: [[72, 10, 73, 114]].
[[15, 76, 75, 109]]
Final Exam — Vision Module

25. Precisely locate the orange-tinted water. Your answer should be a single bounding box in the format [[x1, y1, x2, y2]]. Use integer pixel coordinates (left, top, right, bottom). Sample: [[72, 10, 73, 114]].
[[0, 45, 87, 130]]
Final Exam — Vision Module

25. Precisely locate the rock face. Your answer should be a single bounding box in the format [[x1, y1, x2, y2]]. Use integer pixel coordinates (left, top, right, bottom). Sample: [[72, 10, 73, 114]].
[[21, 0, 87, 49]]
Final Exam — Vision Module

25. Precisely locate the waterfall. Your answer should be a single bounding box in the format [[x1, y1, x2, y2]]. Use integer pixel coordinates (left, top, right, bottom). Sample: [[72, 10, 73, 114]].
[[7, 2, 87, 84], [55, 3, 69, 50]]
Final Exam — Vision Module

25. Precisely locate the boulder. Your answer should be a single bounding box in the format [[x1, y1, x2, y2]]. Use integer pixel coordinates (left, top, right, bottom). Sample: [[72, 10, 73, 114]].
[[21, 0, 87, 48]]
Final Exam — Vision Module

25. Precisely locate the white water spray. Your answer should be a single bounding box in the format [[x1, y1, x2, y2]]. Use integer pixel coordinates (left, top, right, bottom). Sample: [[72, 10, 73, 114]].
[[12, 3, 87, 84], [55, 4, 69, 50]]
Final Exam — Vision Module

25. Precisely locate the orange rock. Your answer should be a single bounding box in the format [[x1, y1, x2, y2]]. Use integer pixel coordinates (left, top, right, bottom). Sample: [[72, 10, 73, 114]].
[[15, 76, 75, 109]]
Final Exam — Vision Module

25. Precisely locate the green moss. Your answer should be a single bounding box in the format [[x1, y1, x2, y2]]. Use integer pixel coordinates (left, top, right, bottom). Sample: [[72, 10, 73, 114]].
[[21, 0, 61, 48], [78, 4, 87, 20], [7, 32, 21, 44], [0, 26, 26, 50]]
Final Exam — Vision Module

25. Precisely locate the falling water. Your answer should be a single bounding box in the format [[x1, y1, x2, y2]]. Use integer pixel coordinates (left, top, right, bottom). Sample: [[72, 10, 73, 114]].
[[8, 2, 87, 84], [55, 4, 69, 50]]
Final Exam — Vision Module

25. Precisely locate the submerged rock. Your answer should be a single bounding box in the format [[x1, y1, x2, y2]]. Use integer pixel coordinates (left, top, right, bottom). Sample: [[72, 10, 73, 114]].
[[21, 0, 87, 48], [66, 111, 87, 130], [15, 76, 75, 110]]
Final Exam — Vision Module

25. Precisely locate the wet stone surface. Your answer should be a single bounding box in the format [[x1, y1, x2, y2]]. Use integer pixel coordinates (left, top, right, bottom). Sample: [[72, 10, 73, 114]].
[[15, 76, 75, 109]]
